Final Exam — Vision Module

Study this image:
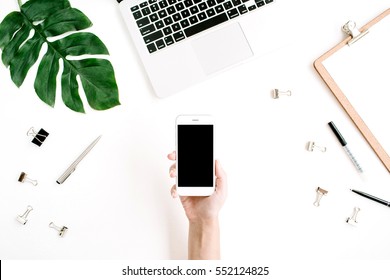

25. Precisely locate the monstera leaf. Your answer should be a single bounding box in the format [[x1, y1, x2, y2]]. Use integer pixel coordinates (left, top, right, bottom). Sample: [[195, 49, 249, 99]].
[[0, 0, 120, 113]]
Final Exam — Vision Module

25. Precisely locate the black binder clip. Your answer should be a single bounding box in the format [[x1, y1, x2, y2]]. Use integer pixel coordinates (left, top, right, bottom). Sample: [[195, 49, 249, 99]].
[[27, 127, 49, 147]]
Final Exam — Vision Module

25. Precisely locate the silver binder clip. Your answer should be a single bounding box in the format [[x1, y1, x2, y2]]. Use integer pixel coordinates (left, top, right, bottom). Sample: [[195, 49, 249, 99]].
[[18, 172, 38, 186], [16, 205, 33, 225], [49, 222, 68, 237], [346, 207, 360, 225], [272, 89, 292, 99], [306, 141, 327, 152], [313, 187, 328, 207], [342, 20, 369, 46], [27, 127, 49, 147]]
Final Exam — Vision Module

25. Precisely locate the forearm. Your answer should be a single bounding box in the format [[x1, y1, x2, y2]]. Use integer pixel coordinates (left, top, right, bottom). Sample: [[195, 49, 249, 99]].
[[188, 219, 220, 260]]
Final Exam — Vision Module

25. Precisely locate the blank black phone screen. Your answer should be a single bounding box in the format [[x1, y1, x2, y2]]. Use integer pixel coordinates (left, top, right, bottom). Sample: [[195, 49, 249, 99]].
[[177, 125, 213, 187]]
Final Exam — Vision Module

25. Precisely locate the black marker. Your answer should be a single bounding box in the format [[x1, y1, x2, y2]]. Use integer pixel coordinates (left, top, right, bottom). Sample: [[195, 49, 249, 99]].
[[328, 121, 363, 173], [351, 189, 390, 207]]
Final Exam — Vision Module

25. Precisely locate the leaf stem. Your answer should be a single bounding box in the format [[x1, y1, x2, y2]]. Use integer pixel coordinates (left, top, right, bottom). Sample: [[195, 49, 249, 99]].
[[17, 0, 23, 8]]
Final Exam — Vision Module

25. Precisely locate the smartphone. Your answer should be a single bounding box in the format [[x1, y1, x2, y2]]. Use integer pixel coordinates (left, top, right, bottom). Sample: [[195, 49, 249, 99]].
[[176, 115, 215, 196]]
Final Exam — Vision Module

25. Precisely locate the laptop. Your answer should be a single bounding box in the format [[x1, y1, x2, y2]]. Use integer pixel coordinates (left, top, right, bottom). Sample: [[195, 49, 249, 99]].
[[117, 0, 284, 97]]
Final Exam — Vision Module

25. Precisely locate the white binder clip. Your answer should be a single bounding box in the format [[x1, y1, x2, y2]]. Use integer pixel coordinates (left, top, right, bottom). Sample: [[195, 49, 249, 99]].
[[49, 222, 68, 237], [342, 20, 369, 45], [16, 205, 33, 225], [272, 89, 291, 99], [307, 141, 327, 152], [313, 187, 328, 207], [346, 207, 360, 225]]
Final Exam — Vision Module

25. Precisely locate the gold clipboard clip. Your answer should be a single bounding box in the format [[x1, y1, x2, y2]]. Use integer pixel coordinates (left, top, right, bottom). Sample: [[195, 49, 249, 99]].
[[342, 20, 369, 46]]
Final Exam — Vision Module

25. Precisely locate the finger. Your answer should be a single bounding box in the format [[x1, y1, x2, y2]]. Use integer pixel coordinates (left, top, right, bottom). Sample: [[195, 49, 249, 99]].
[[167, 151, 176, 161], [169, 163, 176, 178], [170, 184, 178, 198], [215, 160, 227, 194]]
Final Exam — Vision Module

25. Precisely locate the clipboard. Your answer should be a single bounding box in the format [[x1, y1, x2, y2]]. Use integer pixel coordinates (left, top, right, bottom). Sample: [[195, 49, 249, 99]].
[[314, 8, 390, 172]]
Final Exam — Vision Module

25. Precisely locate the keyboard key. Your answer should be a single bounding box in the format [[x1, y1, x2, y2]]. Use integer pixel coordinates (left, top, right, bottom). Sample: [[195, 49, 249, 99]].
[[168, 0, 177, 4], [163, 26, 173, 35], [248, 5, 256, 11], [158, 10, 168, 18], [131, 6, 139, 12], [173, 13, 182, 22], [133, 11, 142, 20], [141, 7, 151, 16], [147, 42, 157, 53], [181, 9, 191, 18], [136, 17, 150, 28], [255, 0, 265, 7], [223, 1, 232, 9], [227, 8, 239, 19], [140, 1, 148, 8], [189, 15, 198, 24], [237, 4, 247, 14], [150, 3, 159, 11], [156, 39, 166, 49], [167, 6, 176, 14], [207, 0, 217, 7], [184, 13, 228, 37], [216, 0, 225, 3], [143, 30, 164, 44], [149, 0, 157, 3], [140, 23, 156, 36], [242, 0, 249, 2], [180, 19, 190, 28], [198, 3, 207, 11], [173, 31, 185, 42], [175, 2, 185, 11], [184, 0, 194, 7], [206, 8, 216, 17], [190, 6, 199, 14], [159, 0, 168, 8], [164, 16, 173, 25], [155, 20, 164, 29], [265, 0, 273, 3], [197, 12, 207, 21], [150, 13, 159, 21], [194, 0, 202, 3], [215, 4, 224, 13], [232, 0, 241, 6], [172, 23, 181, 31], [164, 35, 175, 46]]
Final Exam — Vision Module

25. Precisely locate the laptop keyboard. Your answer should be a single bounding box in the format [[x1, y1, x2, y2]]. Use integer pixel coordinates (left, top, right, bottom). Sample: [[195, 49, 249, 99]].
[[130, 0, 274, 53]]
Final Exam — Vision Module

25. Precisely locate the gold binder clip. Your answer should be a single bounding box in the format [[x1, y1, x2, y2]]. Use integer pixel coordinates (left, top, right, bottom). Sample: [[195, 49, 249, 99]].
[[346, 207, 360, 225], [313, 187, 328, 207], [307, 141, 327, 152], [272, 89, 291, 99], [18, 172, 38, 186]]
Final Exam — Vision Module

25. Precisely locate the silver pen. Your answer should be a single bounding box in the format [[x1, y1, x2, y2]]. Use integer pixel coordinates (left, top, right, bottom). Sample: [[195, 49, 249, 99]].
[[56, 135, 102, 184]]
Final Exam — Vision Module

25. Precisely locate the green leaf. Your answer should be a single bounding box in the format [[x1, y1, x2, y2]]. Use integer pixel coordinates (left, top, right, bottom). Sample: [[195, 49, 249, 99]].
[[34, 47, 59, 107], [40, 8, 92, 37], [0, 12, 24, 49], [10, 32, 44, 87], [62, 62, 84, 113], [73, 59, 120, 110], [0, 0, 120, 113]]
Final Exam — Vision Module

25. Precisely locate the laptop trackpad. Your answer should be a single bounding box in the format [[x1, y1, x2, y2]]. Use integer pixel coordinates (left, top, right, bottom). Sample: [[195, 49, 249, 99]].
[[191, 23, 253, 76]]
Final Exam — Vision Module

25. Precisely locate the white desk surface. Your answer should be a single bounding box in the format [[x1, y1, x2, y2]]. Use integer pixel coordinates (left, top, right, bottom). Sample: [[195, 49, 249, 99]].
[[1, 0, 390, 260]]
